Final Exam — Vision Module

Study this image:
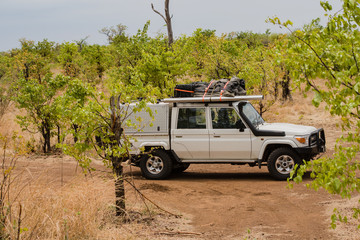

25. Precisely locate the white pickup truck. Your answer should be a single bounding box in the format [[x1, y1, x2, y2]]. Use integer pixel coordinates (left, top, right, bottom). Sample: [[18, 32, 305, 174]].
[[125, 95, 326, 180]]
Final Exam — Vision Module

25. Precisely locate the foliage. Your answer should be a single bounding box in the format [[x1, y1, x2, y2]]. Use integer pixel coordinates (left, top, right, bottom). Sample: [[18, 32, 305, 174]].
[[58, 65, 157, 215], [0, 22, 291, 158], [80, 44, 112, 81], [239, 41, 281, 115], [109, 22, 187, 98], [58, 42, 82, 78], [9, 39, 55, 82], [99, 24, 128, 44], [270, 0, 360, 228], [13, 74, 69, 153]]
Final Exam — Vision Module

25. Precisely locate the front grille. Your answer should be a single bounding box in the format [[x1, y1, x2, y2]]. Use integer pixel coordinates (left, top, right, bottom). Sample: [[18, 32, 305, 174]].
[[309, 129, 326, 152], [309, 134, 317, 146]]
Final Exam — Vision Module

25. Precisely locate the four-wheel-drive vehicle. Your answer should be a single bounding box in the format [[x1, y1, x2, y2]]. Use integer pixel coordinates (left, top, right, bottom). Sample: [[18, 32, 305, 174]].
[[125, 95, 326, 180]]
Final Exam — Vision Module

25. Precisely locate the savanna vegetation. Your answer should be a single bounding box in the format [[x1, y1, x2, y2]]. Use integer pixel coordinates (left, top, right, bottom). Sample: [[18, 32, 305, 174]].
[[0, 0, 359, 238]]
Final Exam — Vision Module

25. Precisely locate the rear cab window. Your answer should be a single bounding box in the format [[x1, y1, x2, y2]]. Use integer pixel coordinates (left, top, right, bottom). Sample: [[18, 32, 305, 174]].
[[177, 108, 206, 129]]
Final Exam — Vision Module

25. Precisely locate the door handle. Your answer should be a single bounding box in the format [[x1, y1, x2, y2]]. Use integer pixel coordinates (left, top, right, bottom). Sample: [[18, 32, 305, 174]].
[[213, 135, 221, 138], [175, 136, 183, 138]]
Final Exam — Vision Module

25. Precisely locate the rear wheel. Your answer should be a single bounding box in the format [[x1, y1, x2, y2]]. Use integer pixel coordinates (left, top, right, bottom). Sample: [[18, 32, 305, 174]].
[[140, 150, 173, 180], [267, 148, 301, 180]]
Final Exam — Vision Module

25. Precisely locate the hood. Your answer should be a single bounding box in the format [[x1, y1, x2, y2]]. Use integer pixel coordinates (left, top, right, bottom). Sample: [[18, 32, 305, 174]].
[[258, 123, 317, 136]]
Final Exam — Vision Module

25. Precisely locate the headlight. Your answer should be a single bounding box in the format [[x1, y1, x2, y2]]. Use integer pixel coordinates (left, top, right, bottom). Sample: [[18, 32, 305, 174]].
[[294, 135, 309, 145]]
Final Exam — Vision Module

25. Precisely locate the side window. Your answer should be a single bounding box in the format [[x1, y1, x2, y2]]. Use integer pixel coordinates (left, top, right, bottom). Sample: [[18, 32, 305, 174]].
[[211, 107, 244, 129], [177, 108, 206, 129]]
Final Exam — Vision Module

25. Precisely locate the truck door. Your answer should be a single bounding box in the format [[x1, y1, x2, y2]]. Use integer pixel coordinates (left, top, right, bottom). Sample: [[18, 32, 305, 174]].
[[171, 107, 210, 160], [209, 107, 251, 160]]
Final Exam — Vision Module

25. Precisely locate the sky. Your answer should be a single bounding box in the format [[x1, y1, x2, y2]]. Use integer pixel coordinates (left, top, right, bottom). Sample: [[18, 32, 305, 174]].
[[0, 0, 343, 51]]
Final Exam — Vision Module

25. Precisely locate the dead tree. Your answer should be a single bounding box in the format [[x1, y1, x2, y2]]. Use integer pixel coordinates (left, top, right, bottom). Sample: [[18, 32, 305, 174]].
[[151, 0, 174, 46]]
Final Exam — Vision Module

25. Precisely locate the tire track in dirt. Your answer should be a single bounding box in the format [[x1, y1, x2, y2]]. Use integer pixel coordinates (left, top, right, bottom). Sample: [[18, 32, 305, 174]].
[[130, 164, 339, 239]]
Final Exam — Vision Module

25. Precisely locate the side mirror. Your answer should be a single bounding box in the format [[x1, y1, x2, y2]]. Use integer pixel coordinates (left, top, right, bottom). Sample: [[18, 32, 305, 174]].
[[235, 120, 246, 132]]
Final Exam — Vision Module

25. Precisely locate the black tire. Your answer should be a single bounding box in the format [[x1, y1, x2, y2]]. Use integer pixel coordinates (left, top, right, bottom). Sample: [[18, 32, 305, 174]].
[[267, 148, 301, 181], [140, 150, 173, 180], [173, 163, 190, 173]]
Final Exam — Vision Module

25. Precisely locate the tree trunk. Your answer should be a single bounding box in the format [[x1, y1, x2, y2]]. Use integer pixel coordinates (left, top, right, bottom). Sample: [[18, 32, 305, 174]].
[[57, 125, 61, 144], [72, 124, 79, 143], [164, 0, 173, 46], [259, 101, 265, 117], [45, 127, 51, 153], [281, 69, 292, 101], [109, 96, 126, 217], [41, 121, 51, 153], [274, 80, 279, 100], [112, 159, 125, 217], [151, 0, 174, 47]]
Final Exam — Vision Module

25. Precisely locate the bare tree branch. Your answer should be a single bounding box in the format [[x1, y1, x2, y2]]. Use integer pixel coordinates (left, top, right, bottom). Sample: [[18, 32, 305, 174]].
[[151, 3, 167, 23], [151, 0, 174, 46]]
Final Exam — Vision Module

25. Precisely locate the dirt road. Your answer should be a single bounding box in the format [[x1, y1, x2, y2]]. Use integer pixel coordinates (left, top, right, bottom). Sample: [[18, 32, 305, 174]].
[[17, 152, 351, 239], [128, 163, 344, 240]]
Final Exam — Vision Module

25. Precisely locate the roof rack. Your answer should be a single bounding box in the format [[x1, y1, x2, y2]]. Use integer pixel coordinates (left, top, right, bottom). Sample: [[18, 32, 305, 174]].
[[162, 95, 263, 103]]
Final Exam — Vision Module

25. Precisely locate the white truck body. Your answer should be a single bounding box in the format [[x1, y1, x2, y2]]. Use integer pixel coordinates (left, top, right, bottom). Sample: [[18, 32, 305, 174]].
[[124, 96, 326, 180]]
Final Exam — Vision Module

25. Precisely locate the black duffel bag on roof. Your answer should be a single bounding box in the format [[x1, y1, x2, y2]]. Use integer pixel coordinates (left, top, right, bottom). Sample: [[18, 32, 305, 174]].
[[173, 77, 246, 98]]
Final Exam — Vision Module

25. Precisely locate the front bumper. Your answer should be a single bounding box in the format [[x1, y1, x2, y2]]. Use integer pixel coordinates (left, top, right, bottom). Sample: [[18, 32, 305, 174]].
[[295, 128, 326, 160]]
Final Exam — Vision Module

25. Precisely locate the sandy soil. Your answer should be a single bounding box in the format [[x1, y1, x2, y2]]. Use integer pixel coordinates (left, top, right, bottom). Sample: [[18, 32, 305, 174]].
[[13, 154, 358, 240], [2, 89, 360, 239]]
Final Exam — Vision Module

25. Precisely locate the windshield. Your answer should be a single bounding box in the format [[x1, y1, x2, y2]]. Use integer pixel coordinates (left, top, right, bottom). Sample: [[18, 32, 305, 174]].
[[240, 102, 265, 128]]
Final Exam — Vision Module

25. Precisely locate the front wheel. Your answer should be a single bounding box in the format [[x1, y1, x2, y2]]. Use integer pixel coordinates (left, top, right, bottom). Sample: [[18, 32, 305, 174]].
[[140, 150, 173, 180], [267, 148, 301, 180]]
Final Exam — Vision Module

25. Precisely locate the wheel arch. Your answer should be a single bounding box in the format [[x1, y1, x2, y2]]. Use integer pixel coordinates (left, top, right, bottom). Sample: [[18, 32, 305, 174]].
[[141, 146, 180, 164], [139, 142, 169, 151], [260, 141, 296, 162]]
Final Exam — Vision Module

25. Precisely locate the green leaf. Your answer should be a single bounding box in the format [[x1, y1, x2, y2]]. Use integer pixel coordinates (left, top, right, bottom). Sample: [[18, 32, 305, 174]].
[[312, 92, 322, 107]]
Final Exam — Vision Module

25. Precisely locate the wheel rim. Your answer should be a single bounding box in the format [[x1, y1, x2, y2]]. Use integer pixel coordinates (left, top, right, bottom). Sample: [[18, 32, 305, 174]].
[[146, 156, 164, 174], [275, 155, 295, 175]]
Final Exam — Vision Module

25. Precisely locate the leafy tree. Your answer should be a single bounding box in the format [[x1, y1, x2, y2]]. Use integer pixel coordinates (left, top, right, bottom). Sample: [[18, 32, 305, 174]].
[[228, 31, 277, 48], [240, 42, 280, 115], [0, 54, 12, 118], [60, 74, 156, 217], [80, 44, 113, 81], [58, 42, 82, 78], [109, 22, 186, 97], [10, 39, 55, 83], [269, 0, 360, 227], [56, 78, 93, 145], [75, 36, 89, 52], [0, 53, 9, 81], [184, 29, 247, 79], [13, 74, 68, 153], [99, 24, 128, 44]]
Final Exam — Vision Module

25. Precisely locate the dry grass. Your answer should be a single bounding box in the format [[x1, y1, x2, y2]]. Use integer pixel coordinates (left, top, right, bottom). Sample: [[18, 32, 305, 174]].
[[2, 162, 191, 240], [18, 175, 114, 239]]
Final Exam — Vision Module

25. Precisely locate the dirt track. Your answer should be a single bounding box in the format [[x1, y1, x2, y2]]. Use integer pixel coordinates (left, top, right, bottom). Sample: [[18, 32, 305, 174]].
[[128, 163, 344, 240], [18, 155, 348, 239]]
